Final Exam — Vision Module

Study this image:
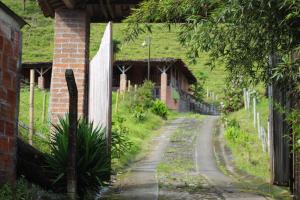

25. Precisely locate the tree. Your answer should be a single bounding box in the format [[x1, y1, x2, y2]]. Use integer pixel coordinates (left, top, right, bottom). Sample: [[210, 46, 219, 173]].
[[123, 0, 300, 197], [190, 72, 206, 102]]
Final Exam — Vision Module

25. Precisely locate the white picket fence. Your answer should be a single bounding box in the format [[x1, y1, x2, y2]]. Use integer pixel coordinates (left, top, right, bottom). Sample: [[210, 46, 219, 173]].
[[243, 88, 269, 152]]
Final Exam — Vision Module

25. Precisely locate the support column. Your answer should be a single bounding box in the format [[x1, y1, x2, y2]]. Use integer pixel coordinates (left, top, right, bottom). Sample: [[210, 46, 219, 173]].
[[120, 73, 127, 93], [50, 9, 90, 124], [38, 75, 45, 90], [160, 72, 167, 104], [0, 20, 22, 186]]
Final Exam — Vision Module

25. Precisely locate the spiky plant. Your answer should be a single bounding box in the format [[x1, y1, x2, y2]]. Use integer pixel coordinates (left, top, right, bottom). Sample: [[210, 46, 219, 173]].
[[45, 116, 110, 196]]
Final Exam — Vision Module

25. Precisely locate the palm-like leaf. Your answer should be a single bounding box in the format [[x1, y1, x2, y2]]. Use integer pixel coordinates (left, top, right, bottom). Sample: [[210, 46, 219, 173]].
[[45, 116, 110, 196]]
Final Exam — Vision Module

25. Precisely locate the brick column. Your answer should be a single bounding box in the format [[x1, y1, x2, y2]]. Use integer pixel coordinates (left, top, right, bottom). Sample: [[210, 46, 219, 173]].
[[120, 73, 127, 93], [160, 72, 167, 103], [38, 76, 45, 90], [0, 22, 22, 185], [50, 9, 90, 124]]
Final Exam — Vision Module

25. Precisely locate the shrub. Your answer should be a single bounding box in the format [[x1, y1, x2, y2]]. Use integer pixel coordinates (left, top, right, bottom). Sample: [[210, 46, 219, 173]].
[[111, 116, 132, 159], [225, 118, 240, 128], [172, 89, 180, 101], [151, 100, 169, 119], [225, 125, 254, 162], [221, 77, 246, 114], [46, 117, 110, 196], [132, 105, 146, 121], [0, 177, 61, 200], [129, 80, 155, 111]]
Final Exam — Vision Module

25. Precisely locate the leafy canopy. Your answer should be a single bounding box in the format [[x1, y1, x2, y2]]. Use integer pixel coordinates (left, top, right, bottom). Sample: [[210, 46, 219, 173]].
[[124, 0, 300, 83]]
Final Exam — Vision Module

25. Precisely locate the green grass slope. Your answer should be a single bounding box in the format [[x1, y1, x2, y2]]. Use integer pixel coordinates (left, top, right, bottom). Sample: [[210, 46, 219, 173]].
[[2, 0, 227, 98]]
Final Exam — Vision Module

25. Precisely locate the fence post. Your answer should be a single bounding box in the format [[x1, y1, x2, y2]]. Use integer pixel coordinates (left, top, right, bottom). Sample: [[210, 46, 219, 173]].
[[253, 97, 257, 127], [243, 88, 247, 110], [206, 89, 209, 98], [115, 89, 119, 113], [134, 84, 137, 92], [247, 90, 251, 110], [257, 112, 261, 138], [65, 69, 78, 200], [128, 80, 131, 92], [42, 90, 47, 123], [29, 69, 35, 145]]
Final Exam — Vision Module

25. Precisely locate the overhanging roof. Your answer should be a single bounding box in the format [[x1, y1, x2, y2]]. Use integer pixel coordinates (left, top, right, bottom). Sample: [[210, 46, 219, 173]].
[[114, 58, 197, 84], [22, 62, 52, 69], [22, 58, 197, 84], [38, 0, 141, 22], [0, 2, 27, 28]]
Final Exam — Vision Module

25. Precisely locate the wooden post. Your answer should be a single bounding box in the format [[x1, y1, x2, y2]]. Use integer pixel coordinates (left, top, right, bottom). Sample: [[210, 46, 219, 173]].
[[243, 88, 247, 110], [42, 91, 47, 123], [257, 112, 261, 138], [134, 84, 137, 92], [115, 89, 119, 113], [206, 89, 209, 98], [128, 80, 131, 92], [253, 97, 257, 127], [65, 69, 78, 200], [29, 69, 35, 145]]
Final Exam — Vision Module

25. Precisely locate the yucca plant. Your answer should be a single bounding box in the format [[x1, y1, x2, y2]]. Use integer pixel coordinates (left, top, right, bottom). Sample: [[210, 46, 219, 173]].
[[45, 116, 110, 196]]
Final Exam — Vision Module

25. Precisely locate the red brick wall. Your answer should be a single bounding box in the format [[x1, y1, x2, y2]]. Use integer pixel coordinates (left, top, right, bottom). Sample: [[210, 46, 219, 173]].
[[50, 9, 90, 124], [166, 86, 179, 110], [0, 18, 22, 185]]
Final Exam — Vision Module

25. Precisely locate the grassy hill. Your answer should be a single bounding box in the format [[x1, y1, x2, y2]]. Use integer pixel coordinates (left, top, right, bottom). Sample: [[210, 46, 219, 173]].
[[2, 0, 227, 98]]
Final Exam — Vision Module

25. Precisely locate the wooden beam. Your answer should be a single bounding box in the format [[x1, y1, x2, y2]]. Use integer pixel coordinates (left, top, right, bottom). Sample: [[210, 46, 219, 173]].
[[62, 0, 76, 9]]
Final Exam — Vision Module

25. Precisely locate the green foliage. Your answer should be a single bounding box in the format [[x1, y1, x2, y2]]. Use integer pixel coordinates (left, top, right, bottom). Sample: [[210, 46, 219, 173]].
[[0, 177, 60, 200], [190, 72, 206, 102], [4, 0, 227, 101], [135, 80, 155, 109], [284, 109, 300, 151], [224, 123, 269, 179], [151, 100, 169, 119], [224, 118, 240, 129], [111, 91, 163, 170], [221, 78, 245, 114], [111, 116, 133, 159], [46, 117, 110, 196], [223, 97, 270, 180], [18, 87, 50, 152], [132, 105, 147, 121], [172, 89, 180, 101], [127, 81, 155, 121], [124, 0, 300, 90]]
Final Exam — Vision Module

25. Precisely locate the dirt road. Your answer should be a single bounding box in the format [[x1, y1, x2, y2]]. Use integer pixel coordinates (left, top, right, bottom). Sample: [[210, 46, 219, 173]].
[[101, 116, 267, 200]]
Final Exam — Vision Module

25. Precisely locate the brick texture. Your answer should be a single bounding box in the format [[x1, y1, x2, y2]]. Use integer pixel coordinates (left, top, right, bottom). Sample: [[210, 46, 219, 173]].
[[50, 9, 90, 124], [166, 86, 179, 110], [0, 19, 21, 186], [160, 72, 167, 104], [119, 73, 127, 93], [38, 76, 45, 89]]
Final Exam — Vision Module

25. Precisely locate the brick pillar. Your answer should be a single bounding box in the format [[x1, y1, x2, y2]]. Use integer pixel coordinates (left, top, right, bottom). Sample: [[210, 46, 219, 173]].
[[38, 76, 45, 90], [0, 23, 22, 185], [161, 72, 167, 103], [120, 73, 127, 93], [50, 9, 90, 124]]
